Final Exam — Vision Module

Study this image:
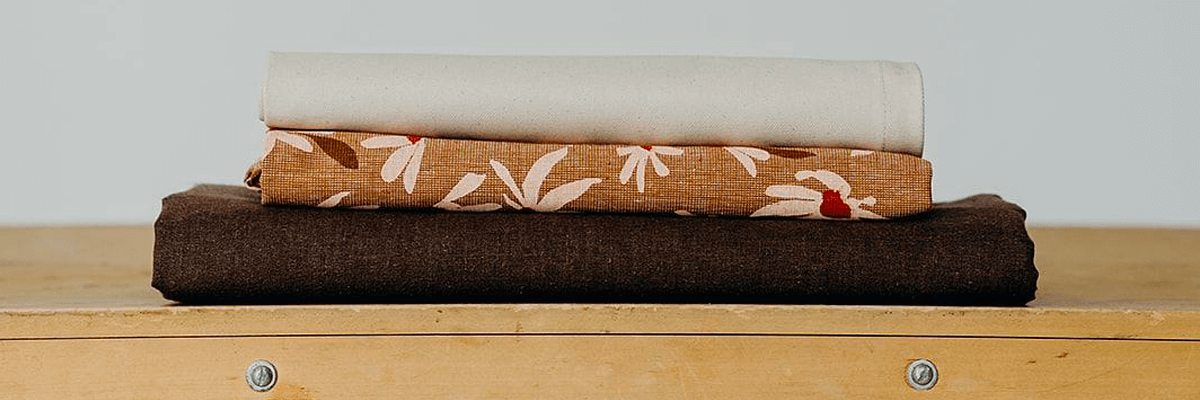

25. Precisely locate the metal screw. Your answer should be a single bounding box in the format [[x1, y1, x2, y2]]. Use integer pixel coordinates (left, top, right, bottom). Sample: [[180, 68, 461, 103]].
[[906, 359, 937, 390], [246, 360, 277, 392]]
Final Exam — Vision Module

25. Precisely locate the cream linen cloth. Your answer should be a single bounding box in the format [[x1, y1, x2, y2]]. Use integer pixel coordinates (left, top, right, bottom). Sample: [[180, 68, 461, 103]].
[[261, 53, 925, 156]]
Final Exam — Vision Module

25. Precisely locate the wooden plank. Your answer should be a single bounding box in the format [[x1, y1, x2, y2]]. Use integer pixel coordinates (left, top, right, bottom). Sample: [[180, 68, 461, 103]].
[[2, 226, 1199, 397], [1029, 227, 1200, 309], [0, 226, 162, 308], [3, 225, 1200, 311], [3, 226, 1200, 340], [2, 335, 1197, 400], [5, 226, 1200, 311], [4, 302, 1200, 341]]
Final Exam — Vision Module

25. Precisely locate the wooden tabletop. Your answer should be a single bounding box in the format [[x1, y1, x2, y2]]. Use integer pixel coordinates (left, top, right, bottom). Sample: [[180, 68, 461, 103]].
[[2, 226, 1199, 340]]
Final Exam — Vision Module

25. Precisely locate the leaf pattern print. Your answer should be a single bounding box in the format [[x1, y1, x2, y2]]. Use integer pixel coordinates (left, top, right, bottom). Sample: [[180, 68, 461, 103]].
[[617, 145, 683, 193], [257, 130, 933, 219], [435, 173, 502, 212], [361, 135, 426, 194], [724, 146, 770, 177], [751, 170, 884, 220], [260, 130, 313, 161], [490, 147, 602, 212], [765, 148, 815, 160], [302, 134, 359, 169], [316, 191, 352, 208]]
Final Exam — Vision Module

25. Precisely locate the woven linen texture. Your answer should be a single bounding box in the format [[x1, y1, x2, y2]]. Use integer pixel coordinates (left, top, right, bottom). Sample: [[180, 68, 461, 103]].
[[154, 185, 1036, 305], [251, 130, 933, 219], [262, 53, 926, 156]]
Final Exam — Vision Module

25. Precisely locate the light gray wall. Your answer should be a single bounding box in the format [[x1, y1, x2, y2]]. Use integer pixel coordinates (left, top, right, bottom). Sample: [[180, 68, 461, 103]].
[[1, 1, 1197, 226]]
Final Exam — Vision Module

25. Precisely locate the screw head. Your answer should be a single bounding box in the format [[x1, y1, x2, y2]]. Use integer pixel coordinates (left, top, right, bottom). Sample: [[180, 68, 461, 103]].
[[246, 360, 277, 392], [906, 359, 938, 390]]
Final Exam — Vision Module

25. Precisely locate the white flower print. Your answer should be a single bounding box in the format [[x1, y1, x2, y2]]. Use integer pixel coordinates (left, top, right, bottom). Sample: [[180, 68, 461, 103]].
[[361, 135, 427, 194], [314, 193, 384, 210], [490, 146, 602, 212], [316, 191, 352, 208], [724, 146, 770, 177], [751, 170, 884, 220], [617, 145, 683, 193], [435, 173, 503, 212], [259, 131, 313, 161]]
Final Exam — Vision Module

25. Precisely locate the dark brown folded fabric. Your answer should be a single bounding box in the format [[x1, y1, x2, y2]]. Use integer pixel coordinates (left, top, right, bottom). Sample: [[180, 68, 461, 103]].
[[152, 185, 1037, 306]]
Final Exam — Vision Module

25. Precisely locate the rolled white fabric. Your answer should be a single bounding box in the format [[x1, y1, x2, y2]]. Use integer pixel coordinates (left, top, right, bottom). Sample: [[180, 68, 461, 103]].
[[261, 52, 925, 155]]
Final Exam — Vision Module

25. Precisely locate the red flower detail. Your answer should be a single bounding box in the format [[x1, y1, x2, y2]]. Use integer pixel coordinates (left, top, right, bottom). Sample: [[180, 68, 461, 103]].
[[407, 135, 421, 144], [641, 145, 653, 151], [820, 190, 852, 218]]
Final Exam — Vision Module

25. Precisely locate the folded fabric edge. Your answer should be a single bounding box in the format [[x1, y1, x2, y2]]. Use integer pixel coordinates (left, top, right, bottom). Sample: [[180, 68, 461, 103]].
[[880, 61, 925, 157], [249, 130, 933, 219], [244, 160, 262, 188], [260, 53, 926, 155], [153, 184, 1036, 306]]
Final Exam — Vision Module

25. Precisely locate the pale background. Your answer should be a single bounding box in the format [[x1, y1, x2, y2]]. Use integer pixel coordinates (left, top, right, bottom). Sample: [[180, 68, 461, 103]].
[[1, 1, 1196, 226]]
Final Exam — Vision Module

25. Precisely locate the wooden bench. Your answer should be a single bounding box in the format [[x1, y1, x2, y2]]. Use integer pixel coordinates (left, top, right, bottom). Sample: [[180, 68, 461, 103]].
[[2, 227, 1197, 398]]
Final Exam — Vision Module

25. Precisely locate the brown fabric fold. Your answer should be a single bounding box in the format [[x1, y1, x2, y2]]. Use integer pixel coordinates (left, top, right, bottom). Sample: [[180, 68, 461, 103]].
[[152, 185, 1037, 306], [251, 130, 933, 220]]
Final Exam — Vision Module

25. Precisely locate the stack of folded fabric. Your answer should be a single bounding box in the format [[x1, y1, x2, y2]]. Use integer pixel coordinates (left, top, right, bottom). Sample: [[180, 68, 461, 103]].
[[153, 53, 1037, 305]]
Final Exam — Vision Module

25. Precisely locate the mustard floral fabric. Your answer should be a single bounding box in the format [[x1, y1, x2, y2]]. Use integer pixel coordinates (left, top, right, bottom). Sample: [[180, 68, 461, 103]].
[[249, 130, 933, 219]]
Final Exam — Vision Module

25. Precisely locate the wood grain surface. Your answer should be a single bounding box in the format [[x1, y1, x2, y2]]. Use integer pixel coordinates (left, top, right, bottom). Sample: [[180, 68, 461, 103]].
[[2, 226, 1200, 399], [3, 226, 1200, 339], [3, 335, 1198, 400]]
